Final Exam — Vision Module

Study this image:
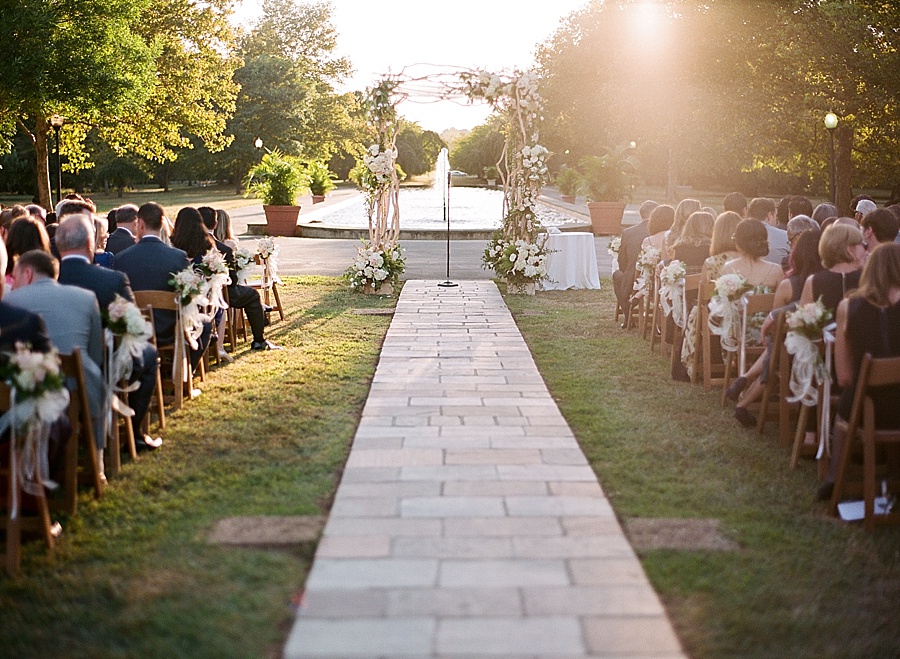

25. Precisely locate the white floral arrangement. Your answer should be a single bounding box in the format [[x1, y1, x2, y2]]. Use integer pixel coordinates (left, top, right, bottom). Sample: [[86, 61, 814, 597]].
[[197, 249, 231, 311], [607, 235, 621, 257], [708, 273, 752, 352], [105, 294, 153, 383], [633, 244, 661, 296], [784, 300, 833, 406], [256, 236, 281, 284], [234, 246, 255, 285], [483, 234, 549, 290], [0, 343, 70, 511], [170, 267, 209, 350], [345, 241, 405, 293], [364, 144, 398, 185], [659, 260, 687, 326], [714, 273, 753, 302]]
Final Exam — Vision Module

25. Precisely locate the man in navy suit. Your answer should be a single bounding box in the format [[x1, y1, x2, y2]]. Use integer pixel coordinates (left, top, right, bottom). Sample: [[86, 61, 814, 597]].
[[105, 204, 138, 255], [57, 215, 161, 450], [197, 206, 279, 351], [113, 202, 211, 369]]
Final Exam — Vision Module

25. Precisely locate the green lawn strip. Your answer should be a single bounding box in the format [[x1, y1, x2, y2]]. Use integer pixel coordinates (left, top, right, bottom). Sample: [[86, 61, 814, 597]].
[[506, 284, 900, 659], [0, 276, 393, 659]]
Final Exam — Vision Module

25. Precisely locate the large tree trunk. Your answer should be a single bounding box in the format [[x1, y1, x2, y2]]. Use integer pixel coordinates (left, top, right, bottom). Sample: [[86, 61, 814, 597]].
[[835, 124, 854, 216], [32, 117, 53, 211]]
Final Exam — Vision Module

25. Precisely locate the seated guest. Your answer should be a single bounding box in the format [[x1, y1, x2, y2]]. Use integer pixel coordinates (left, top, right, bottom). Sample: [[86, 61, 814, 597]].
[[748, 197, 790, 266], [799, 223, 866, 310], [0, 205, 28, 241], [0, 241, 51, 353], [93, 215, 114, 267], [214, 209, 239, 250], [113, 202, 211, 370], [819, 243, 900, 500], [5, 216, 51, 290], [56, 215, 161, 450], [788, 195, 814, 221], [723, 192, 747, 218], [105, 204, 139, 255], [612, 199, 657, 315], [25, 204, 47, 225], [663, 198, 701, 259], [198, 206, 280, 352], [670, 211, 714, 273], [812, 203, 839, 226], [861, 208, 898, 253], [171, 207, 214, 263], [5, 250, 106, 464]]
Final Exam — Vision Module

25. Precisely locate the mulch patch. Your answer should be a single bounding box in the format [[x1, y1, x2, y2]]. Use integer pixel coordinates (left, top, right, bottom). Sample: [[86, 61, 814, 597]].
[[624, 517, 740, 552]]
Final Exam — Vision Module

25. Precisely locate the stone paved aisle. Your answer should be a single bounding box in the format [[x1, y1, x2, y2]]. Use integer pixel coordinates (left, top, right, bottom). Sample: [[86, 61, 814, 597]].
[[284, 281, 685, 658]]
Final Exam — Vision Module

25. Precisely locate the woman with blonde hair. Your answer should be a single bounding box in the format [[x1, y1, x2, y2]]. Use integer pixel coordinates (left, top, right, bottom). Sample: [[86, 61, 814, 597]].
[[671, 211, 714, 273], [798, 223, 866, 311], [663, 198, 702, 258]]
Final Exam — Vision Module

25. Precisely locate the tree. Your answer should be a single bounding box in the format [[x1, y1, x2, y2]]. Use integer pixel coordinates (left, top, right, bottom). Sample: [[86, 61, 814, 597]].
[[0, 0, 156, 208], [218, 0, 354, 189], [395, 124, 447, 177], [449, 117, 505, 178]]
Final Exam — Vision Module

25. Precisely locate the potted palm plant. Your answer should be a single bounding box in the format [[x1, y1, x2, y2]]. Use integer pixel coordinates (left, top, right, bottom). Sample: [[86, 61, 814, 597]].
[[307, 160, 337, 203], [555, 166, 582, 204], [245, 150, 310, 236], [578, 145, 639, 235]]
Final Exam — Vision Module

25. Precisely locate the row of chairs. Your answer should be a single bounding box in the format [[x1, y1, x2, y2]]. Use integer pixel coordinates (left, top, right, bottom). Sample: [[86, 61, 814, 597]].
[[620, 263, 900, 530], [2, 267, 284, 575]]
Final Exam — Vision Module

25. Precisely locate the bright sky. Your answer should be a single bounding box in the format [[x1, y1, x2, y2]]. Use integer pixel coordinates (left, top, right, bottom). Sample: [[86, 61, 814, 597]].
[[234, 0, 588, 132]]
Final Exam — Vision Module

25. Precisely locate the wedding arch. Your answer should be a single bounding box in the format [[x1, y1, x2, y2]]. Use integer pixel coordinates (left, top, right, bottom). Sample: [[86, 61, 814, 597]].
[[346, 65, 551, 293]]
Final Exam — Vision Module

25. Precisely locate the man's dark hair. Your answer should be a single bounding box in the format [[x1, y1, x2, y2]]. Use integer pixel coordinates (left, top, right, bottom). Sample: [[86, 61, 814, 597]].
[[115, 204, 139, 225], [137, 202, 165, 231], [723, 192, 747, 215], [747, 197, 776, 221], [56, 199, 94, 220], [16, 249, 58, 280], [788, 195, 814, 219], [197, 206, 217, 231], [862, 208, 899, 243]]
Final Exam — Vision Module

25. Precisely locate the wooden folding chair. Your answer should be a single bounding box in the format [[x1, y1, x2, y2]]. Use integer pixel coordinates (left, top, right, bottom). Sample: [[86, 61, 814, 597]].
[[0, 384, 57, 576], [830, 354, 900, 530], [57, 349, 105, 514], [671, 273, 701, 373], [639, 271, 656, 341], [249, 254, 284, 322], [133, 291, 192, 412], [697, 281, 726, 391], [721, 293, 775, 407], [755, 310, 800, 446]]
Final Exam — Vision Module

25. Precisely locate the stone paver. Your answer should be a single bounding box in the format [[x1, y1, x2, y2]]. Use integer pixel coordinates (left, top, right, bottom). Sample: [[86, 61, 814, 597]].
[[284, 280, 685, 658]]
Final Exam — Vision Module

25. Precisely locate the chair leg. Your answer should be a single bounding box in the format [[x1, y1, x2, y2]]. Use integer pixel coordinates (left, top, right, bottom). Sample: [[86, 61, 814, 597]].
[[106, 419, 121, 478], [790, 405, 811, 469]]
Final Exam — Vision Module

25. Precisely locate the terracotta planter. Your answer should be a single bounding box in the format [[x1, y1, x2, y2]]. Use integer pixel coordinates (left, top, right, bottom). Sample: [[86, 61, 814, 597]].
[[560, 194, 577, 204], [587, 201, 626, 236], [486, 179, 497, 187], [263, 205, 301, 237], [311, 194, 326, 204]]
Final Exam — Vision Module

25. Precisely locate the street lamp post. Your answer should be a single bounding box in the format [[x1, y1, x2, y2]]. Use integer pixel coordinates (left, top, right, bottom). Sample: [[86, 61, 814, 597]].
[[824, 112, 838, 204], [50, 114, 65, 207], [255, 137, 263, 161]]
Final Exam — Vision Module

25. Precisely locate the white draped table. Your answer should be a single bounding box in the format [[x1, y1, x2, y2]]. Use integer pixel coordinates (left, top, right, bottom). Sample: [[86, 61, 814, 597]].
[[539, 232, 601, 290]]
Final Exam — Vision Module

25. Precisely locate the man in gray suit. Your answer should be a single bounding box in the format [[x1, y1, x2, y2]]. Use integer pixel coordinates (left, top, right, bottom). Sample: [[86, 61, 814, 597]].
[[5, 250, 106, 464], [612, 200, 658, 318]]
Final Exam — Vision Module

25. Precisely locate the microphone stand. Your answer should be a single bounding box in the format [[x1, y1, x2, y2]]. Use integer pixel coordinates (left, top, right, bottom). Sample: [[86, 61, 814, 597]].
[[437, 167, 457, 288]]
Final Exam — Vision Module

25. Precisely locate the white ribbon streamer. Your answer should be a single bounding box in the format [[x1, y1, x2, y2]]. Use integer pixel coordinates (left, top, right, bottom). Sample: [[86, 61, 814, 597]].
[[817, 322, 837, 460], [785, 332, 828, 406]]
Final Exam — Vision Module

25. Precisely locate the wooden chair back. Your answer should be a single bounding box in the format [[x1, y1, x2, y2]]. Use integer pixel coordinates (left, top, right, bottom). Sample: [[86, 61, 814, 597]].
[[58, 348, 104, 514], [670, 273, 701, 372], [250, 254, 284, 322], [721, 292, 775, 406], [0, 382, 56, 576], [698, 281, 726, 391], [831, 354, 900, 530], [133, 291, 187, 412]]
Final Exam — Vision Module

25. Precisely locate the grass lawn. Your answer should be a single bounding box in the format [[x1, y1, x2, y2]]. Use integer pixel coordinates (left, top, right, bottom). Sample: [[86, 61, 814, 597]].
[[505, 283, 900, 659], [0, 276, 394, 659]]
